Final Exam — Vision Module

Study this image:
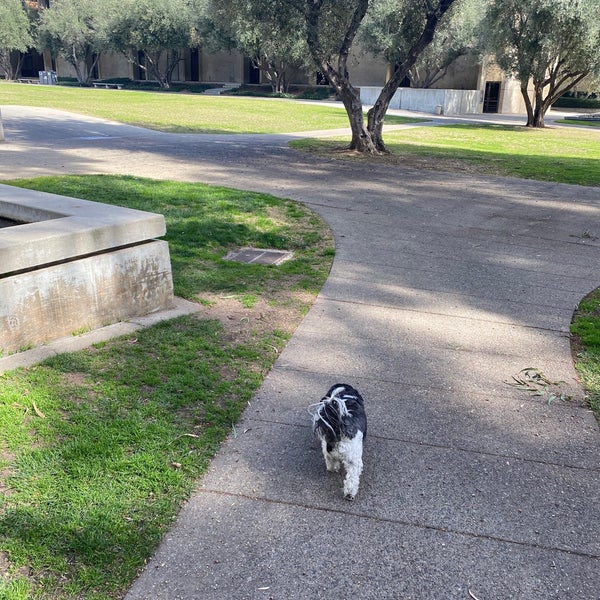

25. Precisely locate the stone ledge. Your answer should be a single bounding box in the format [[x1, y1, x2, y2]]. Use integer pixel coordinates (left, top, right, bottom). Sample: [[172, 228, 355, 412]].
[[0, 184, 175, 355], [1, 241, 174, 354], [0, 183, 166, 275]]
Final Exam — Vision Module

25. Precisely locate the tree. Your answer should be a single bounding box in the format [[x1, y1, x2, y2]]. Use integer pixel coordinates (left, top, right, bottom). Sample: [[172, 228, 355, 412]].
[[406, 0, 481, 88], [301, 0, 457, 153], [361, 0, 479, 89], [109, 0, 195, 88], [208, 0, 311, 94], [38, 0, 117, 84], [481, 0, 600, 127], [0, 0, 33, 80]]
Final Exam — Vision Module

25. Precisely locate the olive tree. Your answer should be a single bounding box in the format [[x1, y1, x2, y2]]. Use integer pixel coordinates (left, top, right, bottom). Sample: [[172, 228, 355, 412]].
[[208, 0, 310, 94], [109, 0, 196, 88], [38, 0, 116, 84], [301, 0, 457, 153], [481, 0, 600, 127], [0, 0, 33, 80]]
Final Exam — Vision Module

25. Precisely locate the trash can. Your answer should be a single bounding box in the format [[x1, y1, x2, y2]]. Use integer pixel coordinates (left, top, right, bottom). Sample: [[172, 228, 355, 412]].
[[39, 71, 57, 85], [435, 105, 443, 115]]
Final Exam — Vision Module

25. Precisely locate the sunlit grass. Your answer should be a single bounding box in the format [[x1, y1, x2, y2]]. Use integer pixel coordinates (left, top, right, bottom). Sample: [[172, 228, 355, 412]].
[[0, 82, 421, 133], [292, 124, 600, 186], [571, 289, 600, 421], [557, 119, 600, 128]]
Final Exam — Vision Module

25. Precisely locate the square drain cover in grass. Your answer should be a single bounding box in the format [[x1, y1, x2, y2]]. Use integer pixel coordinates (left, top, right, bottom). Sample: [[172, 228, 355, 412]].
[[224, 247, 294, 266]]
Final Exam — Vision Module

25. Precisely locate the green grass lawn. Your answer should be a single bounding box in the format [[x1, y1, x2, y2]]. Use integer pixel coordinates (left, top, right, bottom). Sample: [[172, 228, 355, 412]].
[[557, 119, 600, 128], [292, 123, 600, 186], [571, 289, 600, 418], [0, 175, 334, 600], [0, 82, 419, 133]]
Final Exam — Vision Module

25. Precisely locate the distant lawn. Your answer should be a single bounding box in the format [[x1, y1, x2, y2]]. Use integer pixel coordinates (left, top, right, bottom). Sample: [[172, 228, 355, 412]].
[[557, 119, 600, 128], [292, 123, 600, 186], [0, 82, 421, 134]]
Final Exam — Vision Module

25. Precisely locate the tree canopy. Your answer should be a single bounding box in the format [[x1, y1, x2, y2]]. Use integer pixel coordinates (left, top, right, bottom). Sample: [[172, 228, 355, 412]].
[[38, 0, 117, 84], [208, 0, 310, 93], [481, 0, 600, 127], [108, 0, 196, 88], [0, 0, 33, 80]]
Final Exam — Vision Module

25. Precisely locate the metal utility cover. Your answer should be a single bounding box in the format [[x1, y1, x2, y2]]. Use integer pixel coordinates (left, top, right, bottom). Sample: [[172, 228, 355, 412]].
[[224, 247, 294, 266]]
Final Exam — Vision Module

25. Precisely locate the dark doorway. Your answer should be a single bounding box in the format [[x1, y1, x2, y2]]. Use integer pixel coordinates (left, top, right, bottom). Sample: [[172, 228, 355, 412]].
[[137, 50, 146, 80], [21, 50, 44, 78], [316, 71, 328, 86], [190, 48, 200, 81], [483, 81, 501, 113], [247, 60, 260, 84]]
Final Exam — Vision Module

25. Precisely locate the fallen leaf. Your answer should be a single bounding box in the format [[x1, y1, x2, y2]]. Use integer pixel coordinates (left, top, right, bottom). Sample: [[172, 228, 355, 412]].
[[32, 402, 46, 418]]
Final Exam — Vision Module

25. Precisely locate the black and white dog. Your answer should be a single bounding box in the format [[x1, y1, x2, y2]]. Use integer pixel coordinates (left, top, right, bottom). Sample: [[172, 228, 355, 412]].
[[311, 383, 367, 500]]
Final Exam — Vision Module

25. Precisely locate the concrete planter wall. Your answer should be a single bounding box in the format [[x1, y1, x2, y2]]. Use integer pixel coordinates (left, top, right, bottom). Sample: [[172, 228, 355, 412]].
[[0, 184, 174, 355], [360, 87, 482, 115]]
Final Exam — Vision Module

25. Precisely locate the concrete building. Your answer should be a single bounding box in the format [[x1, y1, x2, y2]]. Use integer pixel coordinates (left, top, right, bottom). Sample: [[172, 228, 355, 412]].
[[28, 44, 527, 117]]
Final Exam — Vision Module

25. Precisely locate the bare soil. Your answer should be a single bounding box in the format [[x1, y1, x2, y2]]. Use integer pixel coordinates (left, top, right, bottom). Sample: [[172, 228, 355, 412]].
[[195, 288, 316, 345]]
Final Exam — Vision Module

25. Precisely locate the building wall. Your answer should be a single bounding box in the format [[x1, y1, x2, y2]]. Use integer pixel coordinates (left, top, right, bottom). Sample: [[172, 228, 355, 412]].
[[45, 44, 527, 115], [200, 50, 244, 83], [347, 49, 388, 87], [431, 54, 480, 90], [98, 53, 133, 80]]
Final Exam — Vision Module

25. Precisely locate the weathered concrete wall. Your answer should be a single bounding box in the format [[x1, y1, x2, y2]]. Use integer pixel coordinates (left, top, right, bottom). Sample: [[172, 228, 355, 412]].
[[360, 87, 481, 115], [0, 185, 166, 275], [0, 184, 174, 355], [1, 242, 174, 354]]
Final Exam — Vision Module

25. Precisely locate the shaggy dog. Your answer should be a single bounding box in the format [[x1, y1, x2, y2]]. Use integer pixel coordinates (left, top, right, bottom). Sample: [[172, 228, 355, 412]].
[[311, 383, 367, 500]]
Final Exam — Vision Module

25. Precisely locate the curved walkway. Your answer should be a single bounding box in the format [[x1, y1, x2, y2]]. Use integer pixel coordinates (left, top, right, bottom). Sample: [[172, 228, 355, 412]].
[[1, 106, 599, 599]]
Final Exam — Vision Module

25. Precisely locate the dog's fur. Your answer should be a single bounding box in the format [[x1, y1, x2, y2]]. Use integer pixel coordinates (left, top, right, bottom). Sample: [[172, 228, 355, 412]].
[[311, 383, 367, 500]]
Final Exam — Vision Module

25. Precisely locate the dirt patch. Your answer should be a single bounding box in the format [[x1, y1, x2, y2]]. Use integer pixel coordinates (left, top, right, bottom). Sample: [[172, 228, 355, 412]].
[[0, 551, 10, 576], [326, 146, 498, 176], [62, 372, 90, 387], [196, 288, 315, 345]]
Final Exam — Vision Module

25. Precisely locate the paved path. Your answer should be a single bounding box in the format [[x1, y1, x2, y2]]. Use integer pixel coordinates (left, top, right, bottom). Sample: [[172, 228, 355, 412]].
[[1, 106, 599, 599]]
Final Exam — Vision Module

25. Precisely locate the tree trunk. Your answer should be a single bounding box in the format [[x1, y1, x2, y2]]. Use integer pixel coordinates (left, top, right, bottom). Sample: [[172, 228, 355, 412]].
[[365, 72, 405, 152], [531, 107, 545, 128], [0, 50, 13, 80], [337, 81, 380, 153], [528, 83, 546, 128], [366, 0, 457, 151], [520, 83, 535, 127]]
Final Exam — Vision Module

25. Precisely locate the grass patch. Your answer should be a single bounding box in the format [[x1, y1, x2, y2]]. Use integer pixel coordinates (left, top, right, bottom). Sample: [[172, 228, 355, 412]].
[[0, 82, 423, 134], [0, 175, 334, 599], [292, 123, 600, 186], [557, 119, 600, 128], [571, 288, 600, 422]]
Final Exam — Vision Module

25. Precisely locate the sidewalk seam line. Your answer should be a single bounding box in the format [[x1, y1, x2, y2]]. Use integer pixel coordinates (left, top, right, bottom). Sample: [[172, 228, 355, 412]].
[[198, 488, 600, 561]]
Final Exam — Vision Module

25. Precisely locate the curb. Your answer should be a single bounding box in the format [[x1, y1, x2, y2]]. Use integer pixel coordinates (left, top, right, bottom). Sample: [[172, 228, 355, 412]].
[[0, 297, 201, 374]]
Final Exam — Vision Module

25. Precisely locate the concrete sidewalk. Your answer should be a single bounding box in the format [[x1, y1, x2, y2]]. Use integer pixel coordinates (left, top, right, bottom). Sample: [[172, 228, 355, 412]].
[[1, 106, 599, 599]]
